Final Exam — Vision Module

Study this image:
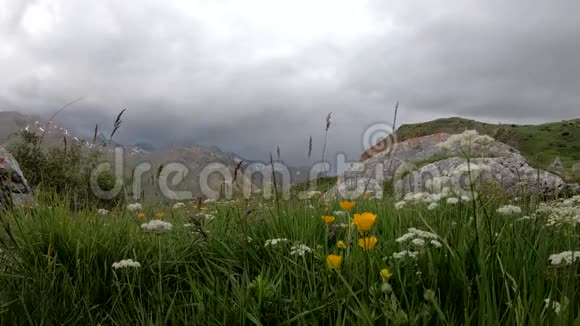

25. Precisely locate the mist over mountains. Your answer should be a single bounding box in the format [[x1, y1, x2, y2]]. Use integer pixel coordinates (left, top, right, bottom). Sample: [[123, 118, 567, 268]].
[[0, 111, 315, 187]]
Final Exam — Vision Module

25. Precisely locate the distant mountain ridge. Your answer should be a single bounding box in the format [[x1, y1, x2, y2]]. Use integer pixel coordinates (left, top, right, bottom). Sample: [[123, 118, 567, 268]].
[[0, 111, 314, 198]]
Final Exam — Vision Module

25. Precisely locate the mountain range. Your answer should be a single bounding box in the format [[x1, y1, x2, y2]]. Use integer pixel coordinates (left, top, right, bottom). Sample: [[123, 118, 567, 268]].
[[0, 111, 313, 199]]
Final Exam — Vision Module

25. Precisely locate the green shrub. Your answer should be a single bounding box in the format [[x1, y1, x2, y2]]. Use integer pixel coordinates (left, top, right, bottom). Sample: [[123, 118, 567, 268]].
[[9, 130, 122, 209]]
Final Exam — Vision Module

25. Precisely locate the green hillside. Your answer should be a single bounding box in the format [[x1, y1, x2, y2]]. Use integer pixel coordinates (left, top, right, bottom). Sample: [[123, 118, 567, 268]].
[[395, 117, 580, 182]]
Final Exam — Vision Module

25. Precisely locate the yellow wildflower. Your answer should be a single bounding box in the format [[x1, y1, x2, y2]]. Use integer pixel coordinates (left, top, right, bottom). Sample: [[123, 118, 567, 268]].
[[358, 236, 378, 251], [380, 267, 392, 281], [326, 254, 343, 269], [321, 215, 335, 224], [352, 212, 377, 232], [339, 201, 356, 210], [337, 240, 347, 249], [155, 212, 165, 219], [137, 212, 145, 219]]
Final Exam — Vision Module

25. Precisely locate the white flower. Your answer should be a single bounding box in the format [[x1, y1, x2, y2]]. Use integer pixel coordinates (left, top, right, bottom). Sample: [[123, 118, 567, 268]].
[[254, 189, 263, 194], [408, 227, 439, 239], [427, 202, 438, 211], [497, 205, 522, 215], [127, 203, 142, 212], [392, 250, 419, 259], [396, 228, 441, 248], [172, 202, 186, 209], [430, 240, 442, 248], [290, 244, 313, 256], [544, 298, 562, 315], [333, 211, 346, 216], [411, 238, 425, 247], [396, 232, 415, 243], [203, 198, 216, 204], [112, 259, 141, 269], [141, 220, 173, 233], [183, 223, 193, 227], [446, 197, 459, 205], [395, 228, 439, 243], [536, 200, 580, 228], [394, 201, 406, 210], [97, 208, 109, 215], [548, 251, 580, 265], [264, 238, 290, 247], [461, 195, 471, 202]]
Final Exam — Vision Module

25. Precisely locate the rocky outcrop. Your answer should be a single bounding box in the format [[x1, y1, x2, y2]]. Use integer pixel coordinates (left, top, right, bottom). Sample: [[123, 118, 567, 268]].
[[329, 132, 578, 199], [395, 155, 576, 197], [0, 146, 34, 207]]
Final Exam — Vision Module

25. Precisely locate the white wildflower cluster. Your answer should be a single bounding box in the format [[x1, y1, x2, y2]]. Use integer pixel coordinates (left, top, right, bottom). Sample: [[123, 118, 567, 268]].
[[391, 250, 419, 260], [427, 202, 438, 211], [534, 197, 580, 228], [127, 203, 142, 212], [412, 238, 426, 246], [264, 238, 290, 247], [112, 259, 141, 270], [290, 244, 314, 256], [172, 202, 186, 209], [394, 201, 406, 209], [447, 197, 459, 205], [544, 298, 562, 315], [396, 188, 470, 211], [141, 220, 173, 233], [396, 228, 440, 246], [395, 191, 445, 210], [496, 205, 522, 216], [97, 208, 109, 215], [437, 130, 495, 152], [333, 211, 346, 216], [393, 228, 442, 260], [548, 251, 580, 266]]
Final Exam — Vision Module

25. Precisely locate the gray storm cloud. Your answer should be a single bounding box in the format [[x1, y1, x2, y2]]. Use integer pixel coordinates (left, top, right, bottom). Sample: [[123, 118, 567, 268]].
[[1, 0, 579, 165]]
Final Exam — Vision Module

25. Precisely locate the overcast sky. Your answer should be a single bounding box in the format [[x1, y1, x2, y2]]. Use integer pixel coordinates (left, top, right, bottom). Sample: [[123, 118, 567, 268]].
[[1, 0, 579, 165]]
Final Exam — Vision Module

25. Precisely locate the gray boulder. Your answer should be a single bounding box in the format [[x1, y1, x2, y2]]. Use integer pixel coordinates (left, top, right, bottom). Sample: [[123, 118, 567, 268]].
[[0, 146, 34, 207], [396, 155, 570, 197]]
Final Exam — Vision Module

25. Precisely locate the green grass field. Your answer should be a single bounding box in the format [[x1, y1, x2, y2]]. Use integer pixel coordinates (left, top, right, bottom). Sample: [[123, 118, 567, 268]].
[[1, 188, 579, 324]]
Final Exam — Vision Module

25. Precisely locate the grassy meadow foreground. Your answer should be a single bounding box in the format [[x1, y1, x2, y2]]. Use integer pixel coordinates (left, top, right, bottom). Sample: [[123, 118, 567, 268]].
[[1, 189, 580, 324]]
